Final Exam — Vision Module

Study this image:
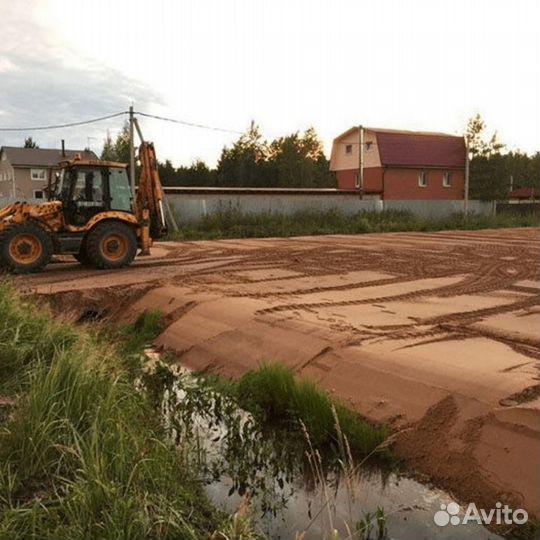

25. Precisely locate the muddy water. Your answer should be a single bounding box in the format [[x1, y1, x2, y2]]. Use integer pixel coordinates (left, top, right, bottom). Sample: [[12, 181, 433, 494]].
[[206, 470, 507, 540], [156, 369, 507, 540]]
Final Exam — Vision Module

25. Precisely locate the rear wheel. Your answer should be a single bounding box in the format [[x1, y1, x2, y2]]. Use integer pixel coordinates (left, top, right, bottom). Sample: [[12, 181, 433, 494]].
[[85, 221, 137, 269], [0, 222, 53, 273]]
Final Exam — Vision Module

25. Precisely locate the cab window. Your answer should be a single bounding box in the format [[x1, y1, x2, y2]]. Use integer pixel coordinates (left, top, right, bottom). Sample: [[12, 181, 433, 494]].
[[73, 169, 104, 206], [109, 168, 132, 211]]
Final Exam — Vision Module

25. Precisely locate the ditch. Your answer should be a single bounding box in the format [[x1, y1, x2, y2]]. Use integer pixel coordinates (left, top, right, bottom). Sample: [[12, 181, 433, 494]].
[[142, 357, 509, 540]]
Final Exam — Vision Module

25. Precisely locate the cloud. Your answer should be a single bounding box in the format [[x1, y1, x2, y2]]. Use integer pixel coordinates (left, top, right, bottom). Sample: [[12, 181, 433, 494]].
[[0, 3, 161, 152], [0, 58, 18, 73]]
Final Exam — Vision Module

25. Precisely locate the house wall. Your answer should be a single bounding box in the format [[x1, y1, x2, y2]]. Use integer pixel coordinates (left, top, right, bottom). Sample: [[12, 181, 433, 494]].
[[383, 168, 464, 200], [0, 156, 14, 199], [14, 168, 47, 201], [337, 167, 464, 200], [330, 129, 380, 171], [335, 168, 384, 192], [0, 165, 49, 201]]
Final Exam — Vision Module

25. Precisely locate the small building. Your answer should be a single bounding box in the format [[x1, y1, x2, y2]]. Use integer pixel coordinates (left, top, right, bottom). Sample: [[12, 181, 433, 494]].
[[330, 127, 466, 199], [508, 186, 539, 203], [0, 146, 98, 202]]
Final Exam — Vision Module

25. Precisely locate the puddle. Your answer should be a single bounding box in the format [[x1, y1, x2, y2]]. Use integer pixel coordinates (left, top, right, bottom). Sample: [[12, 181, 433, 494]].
[[143, 362, 509, 540], [206, 470, 506, 540]]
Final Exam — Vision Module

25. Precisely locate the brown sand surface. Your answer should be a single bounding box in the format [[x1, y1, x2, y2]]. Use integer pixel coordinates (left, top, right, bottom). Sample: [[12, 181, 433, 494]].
[[16, 227, 539, 517]]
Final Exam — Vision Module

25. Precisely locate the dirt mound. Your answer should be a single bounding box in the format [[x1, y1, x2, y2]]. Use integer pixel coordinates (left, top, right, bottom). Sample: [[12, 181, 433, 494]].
[[394, 394, 539, 517]]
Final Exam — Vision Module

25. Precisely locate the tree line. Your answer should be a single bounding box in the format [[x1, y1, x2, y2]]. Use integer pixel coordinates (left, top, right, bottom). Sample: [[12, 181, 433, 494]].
[[465, 114, 539, 200], [100, 121, 335, 189]]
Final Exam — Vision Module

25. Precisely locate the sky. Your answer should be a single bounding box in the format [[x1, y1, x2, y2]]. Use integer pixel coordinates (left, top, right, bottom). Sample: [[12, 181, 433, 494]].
[[0, 0, 539, 167]]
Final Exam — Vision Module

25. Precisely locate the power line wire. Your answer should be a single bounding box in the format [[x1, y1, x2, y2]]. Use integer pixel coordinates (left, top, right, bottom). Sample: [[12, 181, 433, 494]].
[[134, 111, 243, 135], [1, 109, 459, 144], [0, 111, 128, 132], [0, 110, 244, 135]]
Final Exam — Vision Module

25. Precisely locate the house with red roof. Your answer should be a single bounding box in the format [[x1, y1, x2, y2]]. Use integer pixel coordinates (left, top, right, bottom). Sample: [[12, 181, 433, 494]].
[[508, 186, 539, 203], [329, 127, 466, 200]]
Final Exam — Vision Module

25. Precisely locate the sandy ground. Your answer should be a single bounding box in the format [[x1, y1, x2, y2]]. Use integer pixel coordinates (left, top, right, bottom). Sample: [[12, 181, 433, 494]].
[[15, 227, 540, 518]]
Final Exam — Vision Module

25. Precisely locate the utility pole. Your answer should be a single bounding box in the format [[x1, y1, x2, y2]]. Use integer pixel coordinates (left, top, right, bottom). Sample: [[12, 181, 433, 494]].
[[464, 137, 470, 216], [357, 125, 364, 198], [129, 105, 136, 202]]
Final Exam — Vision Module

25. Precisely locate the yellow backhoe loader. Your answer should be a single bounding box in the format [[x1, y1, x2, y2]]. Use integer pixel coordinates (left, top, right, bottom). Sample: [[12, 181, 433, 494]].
[[0, 141, 167, 273]]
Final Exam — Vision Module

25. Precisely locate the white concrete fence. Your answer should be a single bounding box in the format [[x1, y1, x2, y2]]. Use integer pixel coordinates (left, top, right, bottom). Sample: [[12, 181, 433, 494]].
[[0, 189, 499, 224], [162, 188, 495, 223]]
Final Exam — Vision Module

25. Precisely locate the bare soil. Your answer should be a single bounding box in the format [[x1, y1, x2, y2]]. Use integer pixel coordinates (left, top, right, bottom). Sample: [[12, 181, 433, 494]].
[[14, 227, 540, 517]]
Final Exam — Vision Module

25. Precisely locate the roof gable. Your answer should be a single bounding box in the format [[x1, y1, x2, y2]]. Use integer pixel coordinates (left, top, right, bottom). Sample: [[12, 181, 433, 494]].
[[508, 187, 539, 199], [1, 146, 99, 167]]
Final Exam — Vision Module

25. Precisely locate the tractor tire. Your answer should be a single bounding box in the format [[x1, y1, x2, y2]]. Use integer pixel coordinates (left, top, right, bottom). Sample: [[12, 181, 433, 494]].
[[85, 221, 137, 269], [0, 222, 53, 274]]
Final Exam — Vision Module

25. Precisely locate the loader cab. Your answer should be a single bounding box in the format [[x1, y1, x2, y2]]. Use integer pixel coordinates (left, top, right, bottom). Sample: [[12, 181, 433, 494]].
[[56, 160, 133, 226]]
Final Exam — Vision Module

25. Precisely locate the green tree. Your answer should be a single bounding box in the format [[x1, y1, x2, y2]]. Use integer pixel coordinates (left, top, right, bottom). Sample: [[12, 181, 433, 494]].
[[158, 159, 216, 187], [216, 121, 271, 187], [177, 160, 216, 186], [100, 123, 130, 163], [101, 131, 115, 161], [267, 127, 334, 187], [24, 137, 38, 148], [466, 113, 504, 158], [466, 114, 507, 200], [503, 150, 540, 190], [217, 122, 334, 188], [158, 159, 176, 186], [528, 152, 540, 189]]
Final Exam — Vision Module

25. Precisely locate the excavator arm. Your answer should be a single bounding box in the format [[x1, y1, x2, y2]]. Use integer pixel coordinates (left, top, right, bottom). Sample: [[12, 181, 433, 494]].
[[135, 141, 167, 254]]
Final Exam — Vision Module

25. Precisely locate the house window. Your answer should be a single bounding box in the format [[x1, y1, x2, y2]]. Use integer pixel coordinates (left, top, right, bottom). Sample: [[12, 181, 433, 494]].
[[31, 169, 46, 181], [365, 141, 373, 151], [33, 190, 44, 200], [345, 144, 353, 154], [443, 171, 452, 187], [418, 171, 428, 188]]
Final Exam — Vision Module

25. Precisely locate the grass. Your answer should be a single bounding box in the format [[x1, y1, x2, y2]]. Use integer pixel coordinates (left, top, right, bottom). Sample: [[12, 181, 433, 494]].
[[0, 287, 80, 395], [104, 309, 165, 376], [234, 363, 390, 458], [166, 207, 539, 241], [0, 285, 389, 538], [0, 283, 226, 540]]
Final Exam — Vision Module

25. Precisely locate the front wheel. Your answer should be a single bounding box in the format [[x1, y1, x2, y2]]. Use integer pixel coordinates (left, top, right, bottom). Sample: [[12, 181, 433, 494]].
[[85, 222, 137, 269], [0, 222, 53, 273]]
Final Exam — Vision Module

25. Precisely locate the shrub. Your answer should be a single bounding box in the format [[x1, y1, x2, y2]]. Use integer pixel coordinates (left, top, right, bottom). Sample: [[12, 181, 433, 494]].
[[235, 362, 389, 457]]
